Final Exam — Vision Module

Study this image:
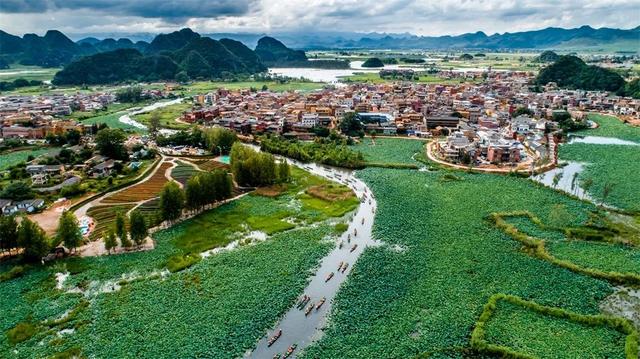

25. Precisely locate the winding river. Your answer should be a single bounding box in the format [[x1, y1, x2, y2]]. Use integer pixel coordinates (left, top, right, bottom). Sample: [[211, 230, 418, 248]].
[[246, 158, 379, 358]]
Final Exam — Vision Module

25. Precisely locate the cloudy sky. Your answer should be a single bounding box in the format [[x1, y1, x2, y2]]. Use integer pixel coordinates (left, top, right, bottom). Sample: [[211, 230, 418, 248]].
[[0, 0, 638, 37]]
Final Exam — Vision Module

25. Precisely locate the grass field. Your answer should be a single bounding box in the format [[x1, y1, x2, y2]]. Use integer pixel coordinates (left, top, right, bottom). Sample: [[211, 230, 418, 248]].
[[574, 114, 640, 143], [0, 147, 59, 170], [180, 80, 325, 95], [0, 65, 60, 82], [339, 72, 468, 84], [133, 102, 192, 130]]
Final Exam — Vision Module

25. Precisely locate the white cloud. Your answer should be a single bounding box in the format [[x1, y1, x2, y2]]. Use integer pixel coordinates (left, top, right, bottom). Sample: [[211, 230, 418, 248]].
[[0, 0, 637, 37]]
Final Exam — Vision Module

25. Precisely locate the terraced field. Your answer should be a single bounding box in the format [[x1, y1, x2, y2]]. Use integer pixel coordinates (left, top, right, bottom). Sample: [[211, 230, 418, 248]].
[[170, 160, 199, 185], [102, 162, 173, 203], [186, 158, 230, 171], [86, 204, 136, 240]]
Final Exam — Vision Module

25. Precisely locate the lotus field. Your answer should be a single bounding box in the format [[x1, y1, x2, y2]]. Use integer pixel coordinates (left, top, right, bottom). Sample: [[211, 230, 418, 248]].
[[0, 166, 358, 358], [303, 167, 637, 358]]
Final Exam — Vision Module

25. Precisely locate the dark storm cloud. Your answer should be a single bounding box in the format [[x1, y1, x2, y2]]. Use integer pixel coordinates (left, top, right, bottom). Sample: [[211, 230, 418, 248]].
[[0, 0, 255, 18]]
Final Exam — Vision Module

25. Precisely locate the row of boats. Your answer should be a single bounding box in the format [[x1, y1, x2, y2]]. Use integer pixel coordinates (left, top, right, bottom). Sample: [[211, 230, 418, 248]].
[[271, 344, 297, 359]]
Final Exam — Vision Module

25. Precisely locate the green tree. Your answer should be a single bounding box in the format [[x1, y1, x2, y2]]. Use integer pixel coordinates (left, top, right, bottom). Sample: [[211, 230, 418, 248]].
[[277, 160, 291, 183], [56, 210, 82, 252], [339, 112, 364, 137], [185, 176, 203, 211], [205, 127, 237, 154], [601, 182, 615, 207], [160, 182, 185, 222], [103, 229, 117, 254], [95, 128, 128, 160], [149, 112, 161, 138], [175, 71, 189, 83], [129, 211, 148, 246], [0, 215, 19, 255], [114, 211, 130, 248], [0, 182, 34, 201], [18, 217, 49, 262]]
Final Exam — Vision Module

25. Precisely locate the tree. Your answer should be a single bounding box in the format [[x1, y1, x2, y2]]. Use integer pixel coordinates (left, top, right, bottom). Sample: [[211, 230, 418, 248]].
[[95, 128, 128, 160], [552, 172, 562, 189], [149, 112, 161, 138], [175, 71, 189, 83], [0, 182, 34, 201], [103, 229, 117, 254], [185, 176, 203, 211], [115, 86, 143, 103], [582, 177, 594, 197], [160, 182, 184, 222], [513, 107, 534, 117], [0, 215, 18, 255], [56, 211, 82, 252], [339, 112, 364, 138], [276, 160, 291, 183], [114, 211, 130, 247], [204, 127, 237, 154], [18, 217, 49, 262], [129, 211, 148, 246]]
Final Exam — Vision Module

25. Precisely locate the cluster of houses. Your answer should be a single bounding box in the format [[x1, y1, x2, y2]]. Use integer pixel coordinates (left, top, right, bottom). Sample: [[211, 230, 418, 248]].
[[0, 93, 115, 139], [180, 70, 638, 146]]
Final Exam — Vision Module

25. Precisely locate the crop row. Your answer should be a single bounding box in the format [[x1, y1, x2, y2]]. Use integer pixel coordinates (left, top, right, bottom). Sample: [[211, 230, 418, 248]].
[[102, 162, 173, 203], [187, 158, 230, 172], [86, 204, 136, 240]]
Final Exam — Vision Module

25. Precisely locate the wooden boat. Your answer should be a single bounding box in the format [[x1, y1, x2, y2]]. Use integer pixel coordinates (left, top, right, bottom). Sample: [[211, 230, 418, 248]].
[[341, 263, 349, 273], [354, 228, 357, 236], [296, 295, 310, 310], [347, 234, 351, 243], [304, 304, 313, 316], [315, 297, 326, 310], [325, 272, 334, 282], [296, 295, 308, 309], [350, 244, 358, 252], [361, 218, 364, 225], [337, 261, 344, 271], [339, 241, 344, 249], [283, 344, 297, 358], [267, 329, 282, 347]]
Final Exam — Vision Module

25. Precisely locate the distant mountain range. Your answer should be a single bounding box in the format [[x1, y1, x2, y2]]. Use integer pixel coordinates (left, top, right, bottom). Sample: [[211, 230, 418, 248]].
[[1, 25, 638, 69], [206, 26, 640, 51]]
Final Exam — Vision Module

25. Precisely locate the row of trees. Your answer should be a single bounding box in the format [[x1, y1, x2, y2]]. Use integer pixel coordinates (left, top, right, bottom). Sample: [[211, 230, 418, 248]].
[[0, 211, 83, 262], [159, 171, 234, 223], [230, 143, 291, 187], [103, 211, 149, 253], [155, 127, 237, 154]]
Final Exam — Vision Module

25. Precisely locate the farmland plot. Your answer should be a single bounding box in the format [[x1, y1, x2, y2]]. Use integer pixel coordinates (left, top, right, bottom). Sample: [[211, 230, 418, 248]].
[[102, 162, 173, 203]]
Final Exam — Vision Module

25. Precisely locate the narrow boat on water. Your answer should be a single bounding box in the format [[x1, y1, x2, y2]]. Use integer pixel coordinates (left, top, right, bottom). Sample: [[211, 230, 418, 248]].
[[273, 354, 280, 359], [283, 344, 297, 358], [305, 304, 313, 316], [267, 329, 282, 347], [337, 261, 344, 271], [354, 228, 357, 236], [341, 263, 349, 273], [296, 295, 310, 310], [339, 241, 344, 249], [347, 234, 351, 242], [350, 244, 358, 252], [361, 217, 364, 225], [325, 272, 334, 282], [315, 297, 326, 310]]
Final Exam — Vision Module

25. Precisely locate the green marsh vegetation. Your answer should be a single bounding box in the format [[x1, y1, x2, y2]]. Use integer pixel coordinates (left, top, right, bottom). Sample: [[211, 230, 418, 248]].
[[0, 165, 357, 358]]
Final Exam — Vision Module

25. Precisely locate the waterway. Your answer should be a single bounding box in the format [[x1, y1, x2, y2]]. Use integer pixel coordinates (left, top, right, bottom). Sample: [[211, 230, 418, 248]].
[[245, 158, 379, 358], [118, 98, 183, 130], [567, 135, 639, 146]]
